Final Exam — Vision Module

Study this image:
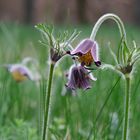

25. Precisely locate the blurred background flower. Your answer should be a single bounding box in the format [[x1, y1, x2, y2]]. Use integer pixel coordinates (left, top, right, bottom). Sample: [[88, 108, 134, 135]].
[[2, 57, 41, 82]]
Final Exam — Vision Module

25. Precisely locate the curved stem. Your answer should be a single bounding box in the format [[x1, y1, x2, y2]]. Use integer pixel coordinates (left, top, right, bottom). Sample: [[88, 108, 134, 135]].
[[122, 75, 131, 140], [90, 13, 127, 43], [42, 63, 55, 140]]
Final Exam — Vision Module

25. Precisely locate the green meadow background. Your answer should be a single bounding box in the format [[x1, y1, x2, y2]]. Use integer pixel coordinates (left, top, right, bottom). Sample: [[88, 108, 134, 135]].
[[0, 23, 140, 140]]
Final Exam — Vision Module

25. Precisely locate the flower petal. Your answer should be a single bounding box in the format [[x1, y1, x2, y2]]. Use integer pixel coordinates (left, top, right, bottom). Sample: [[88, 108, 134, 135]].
[[91, 41, 100, 62], [89, 73, 97, 81], [66, 65, 78, 90], [66, 65, 94, 90], [71, 39, 96, 55]]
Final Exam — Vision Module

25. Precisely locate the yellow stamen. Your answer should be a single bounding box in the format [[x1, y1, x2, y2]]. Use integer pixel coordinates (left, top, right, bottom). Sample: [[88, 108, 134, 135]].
[[78, 51, 93, 66], [11, 71, 27, 82]]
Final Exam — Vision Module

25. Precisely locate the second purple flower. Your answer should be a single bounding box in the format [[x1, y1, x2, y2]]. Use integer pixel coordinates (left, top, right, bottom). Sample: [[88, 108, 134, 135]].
[[66, 65, 97, 90]]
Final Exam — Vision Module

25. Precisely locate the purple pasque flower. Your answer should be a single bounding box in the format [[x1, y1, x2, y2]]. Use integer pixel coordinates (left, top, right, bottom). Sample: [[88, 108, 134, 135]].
[[66, 65, 96, 90], [7, 64, 33, 82], [70, 39, 101, 66]]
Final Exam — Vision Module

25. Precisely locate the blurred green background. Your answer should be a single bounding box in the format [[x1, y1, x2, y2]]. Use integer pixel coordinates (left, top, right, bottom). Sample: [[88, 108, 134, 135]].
[[0, 0, 140, 140]]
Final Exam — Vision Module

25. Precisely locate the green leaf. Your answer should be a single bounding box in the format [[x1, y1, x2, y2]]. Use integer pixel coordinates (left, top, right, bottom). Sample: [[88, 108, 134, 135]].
[[87, 77, 121, 140], [122, 40, 130, 64], [117, 37, 124, 64]]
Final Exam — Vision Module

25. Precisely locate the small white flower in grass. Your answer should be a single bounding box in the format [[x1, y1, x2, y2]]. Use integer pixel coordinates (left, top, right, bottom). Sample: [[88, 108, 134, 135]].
[[109, 112, 119, 139], [110, 112, 119, 131]]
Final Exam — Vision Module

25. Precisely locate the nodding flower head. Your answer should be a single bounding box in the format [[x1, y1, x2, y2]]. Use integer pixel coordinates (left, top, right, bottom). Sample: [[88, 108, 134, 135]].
[[7, 64, 33, 82], [66, 65, 97, 90], [3, 57, 41, 82], [70, 39, 101, 66]]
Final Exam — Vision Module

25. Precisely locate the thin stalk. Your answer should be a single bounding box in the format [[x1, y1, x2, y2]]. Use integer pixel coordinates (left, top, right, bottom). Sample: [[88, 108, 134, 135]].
[[90, 13, 127, 43], [39, 78, 46, 138], [86, 77, 121, 140], [122, 76, 131, 140], [42, 63, 55, 140]]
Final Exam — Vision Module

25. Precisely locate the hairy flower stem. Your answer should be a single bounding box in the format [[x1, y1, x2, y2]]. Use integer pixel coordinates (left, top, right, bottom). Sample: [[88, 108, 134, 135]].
[[90, 13, 127, 43], [122, 76, 131, 140], [42, 63, 55, 140], [89, 13, 132, 139]]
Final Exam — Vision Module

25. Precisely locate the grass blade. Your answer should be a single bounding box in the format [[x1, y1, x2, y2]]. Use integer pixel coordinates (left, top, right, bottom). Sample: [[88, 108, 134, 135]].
[[86, 77, 121, 140]]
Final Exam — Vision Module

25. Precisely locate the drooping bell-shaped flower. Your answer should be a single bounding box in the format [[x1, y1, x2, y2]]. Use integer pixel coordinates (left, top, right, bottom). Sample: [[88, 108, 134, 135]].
[[66, 65, 96, 90], [70, 39, 101, 66], [7, 64, 34, 82], [2, 57, 41, 82]]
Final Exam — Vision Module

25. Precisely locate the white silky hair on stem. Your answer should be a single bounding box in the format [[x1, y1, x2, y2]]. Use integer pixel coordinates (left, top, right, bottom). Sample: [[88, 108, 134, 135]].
[[90, 13, 127, 43]]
